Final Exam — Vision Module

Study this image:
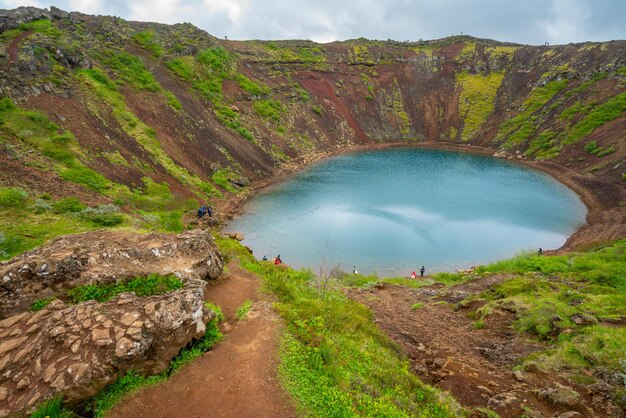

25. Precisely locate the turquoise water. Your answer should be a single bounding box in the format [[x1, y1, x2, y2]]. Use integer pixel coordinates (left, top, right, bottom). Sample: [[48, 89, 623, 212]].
[[226, 149, 587, 276]]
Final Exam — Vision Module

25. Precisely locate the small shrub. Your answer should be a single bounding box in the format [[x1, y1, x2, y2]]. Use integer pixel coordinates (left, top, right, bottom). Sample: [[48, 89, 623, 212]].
[[473, 319, 485, 329], [411, 303, 423, 310], [235, 299, 253, 320], [32, 198, 53, 213], [67, 274, 183, 304], [53, 197, 86, 214], [31, 296, 56, 312], [311, 104, 323, 116], [0, 187, 28, 207], [30, 395, 73, 418]]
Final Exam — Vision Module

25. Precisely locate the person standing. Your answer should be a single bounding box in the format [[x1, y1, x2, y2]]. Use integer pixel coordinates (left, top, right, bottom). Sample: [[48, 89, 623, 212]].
[[420, 266, 425, 277], [410, 271, 416, 279], [353, 266, 358, 275], [275, 255, 282, 265]]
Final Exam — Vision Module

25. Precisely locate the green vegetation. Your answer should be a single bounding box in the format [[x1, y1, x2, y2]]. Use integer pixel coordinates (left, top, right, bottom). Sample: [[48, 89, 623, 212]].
[[104, 51, 161, 91], [456, 240, 626, 399], [211, 169, 240, 193], [31, 296, 56, 312], [584, 141, 616, 157], [235, 299, 253, 320], [411, 303, 424, 310], [215, 236, 462, 416], [311, 104, 323, 116], [497, 80, 568, 149], [253, 99, 283, 122], [67, 274, 183, 303], [30, 396, 73, 418], [0, 189, 127, 260], [0, 187, 28, 208], [165, 47, 259, 142], [257, 42, 326, 65], [456, 71, 504, 141], [1, 19, 62, 40], [132, 30, 164, 57], [79, 68, 219, 199], [0, 98, 112, 193], [561, 92, 626, 146]]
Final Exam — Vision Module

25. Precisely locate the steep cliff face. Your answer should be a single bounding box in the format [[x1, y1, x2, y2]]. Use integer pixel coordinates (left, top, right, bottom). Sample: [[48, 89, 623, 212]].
[[0, 7, 625, 258]]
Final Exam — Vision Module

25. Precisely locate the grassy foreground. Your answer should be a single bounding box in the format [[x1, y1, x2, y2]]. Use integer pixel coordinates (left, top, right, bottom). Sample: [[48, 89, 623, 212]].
[[215, 235, 464, 417]]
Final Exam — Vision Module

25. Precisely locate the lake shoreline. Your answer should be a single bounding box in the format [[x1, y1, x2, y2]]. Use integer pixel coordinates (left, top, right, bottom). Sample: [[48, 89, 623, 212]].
[[219, 141, 626, 256]]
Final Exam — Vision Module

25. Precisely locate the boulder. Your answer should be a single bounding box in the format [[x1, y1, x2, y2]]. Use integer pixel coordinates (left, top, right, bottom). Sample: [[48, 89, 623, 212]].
[[0, 229, 223, 318], [0, 274, 216, 416]]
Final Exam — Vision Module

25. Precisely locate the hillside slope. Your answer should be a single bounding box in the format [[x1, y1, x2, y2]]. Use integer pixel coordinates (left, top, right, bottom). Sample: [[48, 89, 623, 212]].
[[0, 6, 625, 258]]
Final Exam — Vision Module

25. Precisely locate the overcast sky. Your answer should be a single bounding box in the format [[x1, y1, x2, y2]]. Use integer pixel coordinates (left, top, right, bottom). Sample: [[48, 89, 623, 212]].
[[2, 0, 625, 45]]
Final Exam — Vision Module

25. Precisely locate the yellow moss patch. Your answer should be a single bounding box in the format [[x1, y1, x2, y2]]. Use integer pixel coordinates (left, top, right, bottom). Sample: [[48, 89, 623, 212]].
[[456, 71, 505, 141], [485, 46, 517, 60]]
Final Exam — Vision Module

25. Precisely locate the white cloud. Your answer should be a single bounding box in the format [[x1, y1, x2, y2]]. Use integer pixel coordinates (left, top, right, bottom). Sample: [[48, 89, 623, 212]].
[[68, 0, 102, 14], [202, 0, 244, 23], [1, 0, 43, 7], [542, 0, 590, 44]]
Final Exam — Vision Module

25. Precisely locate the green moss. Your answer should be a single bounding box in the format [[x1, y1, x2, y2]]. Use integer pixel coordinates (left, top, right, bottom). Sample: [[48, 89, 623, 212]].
[[234, 73, 270, 96], [79, 69, 215, 200], [561, 92, 626, 146], [165, 57, 196, 81], [102, 150, 130, 167], [31, 296, 57, 312], [235, 299, 253, 320], [0, 187, 28, 208], [498, 80, 568, 149], [0, 97, 112, 192], [104, 51, 161, 91], [456, 71, 504, 141], [253, 99, 283, 122], [164, 90, 183, 111], [132, 30, 163, 57], [68, 273, 183, 303], [211, 169, 240, 193]]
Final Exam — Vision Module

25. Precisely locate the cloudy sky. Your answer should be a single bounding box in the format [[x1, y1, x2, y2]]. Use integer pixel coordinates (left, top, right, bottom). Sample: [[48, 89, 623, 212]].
[[2, 0, 625, 45]]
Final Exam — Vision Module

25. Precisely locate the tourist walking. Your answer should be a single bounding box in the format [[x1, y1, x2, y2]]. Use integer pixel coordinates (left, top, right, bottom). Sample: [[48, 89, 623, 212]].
[[420, 266, 425, 277]]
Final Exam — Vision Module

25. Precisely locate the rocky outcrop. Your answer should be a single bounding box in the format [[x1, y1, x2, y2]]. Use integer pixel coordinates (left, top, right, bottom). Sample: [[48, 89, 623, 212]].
[[0, 281, 213, 416], [0, 229, 224, 416], [0, 7, 52, 33], [0, 229, 223, 318]]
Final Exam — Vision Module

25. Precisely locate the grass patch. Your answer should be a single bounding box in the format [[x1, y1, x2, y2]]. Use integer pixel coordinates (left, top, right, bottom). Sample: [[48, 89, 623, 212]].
[[67, 273, 183, 303], [562, 92, 626, 146], [104, 51, 161, 91], [30, 396, 73, 418], [215, 236, 463, 416], [411, 303, 424, 310], [0, 187, 28, 208], [253, 99, 283, 122], [235, 299, 253, 320], [132, 30, 163, 57], [497, 79, 568, 149], [0, 98, 112, 193], [31, 296, 56, 312]]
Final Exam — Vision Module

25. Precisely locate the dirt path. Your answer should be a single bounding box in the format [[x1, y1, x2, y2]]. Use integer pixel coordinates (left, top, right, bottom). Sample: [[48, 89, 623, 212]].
[[348, 277, 601, 418], [108, 262, 296, 418]]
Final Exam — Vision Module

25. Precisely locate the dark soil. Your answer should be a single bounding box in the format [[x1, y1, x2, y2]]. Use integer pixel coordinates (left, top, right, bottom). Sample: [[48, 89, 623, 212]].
[[347, 277, 609, 418]]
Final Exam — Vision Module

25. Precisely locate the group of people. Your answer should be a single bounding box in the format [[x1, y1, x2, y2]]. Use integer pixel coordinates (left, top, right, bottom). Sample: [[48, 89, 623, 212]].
[[262, 255, 282, 265], [197, 205, 213, 219], [410, 266, 426, 279], [350, 265, 426, 278]]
